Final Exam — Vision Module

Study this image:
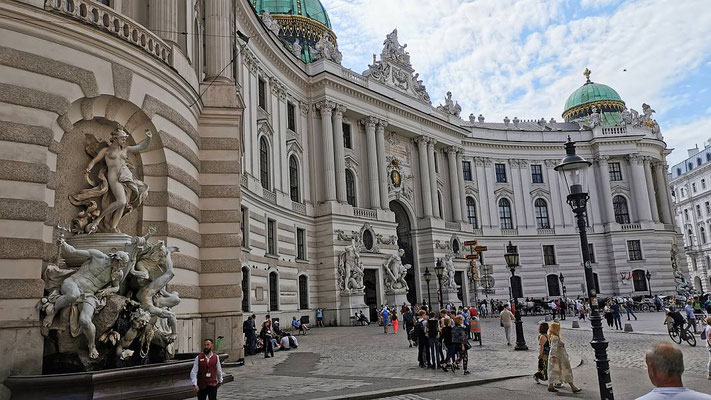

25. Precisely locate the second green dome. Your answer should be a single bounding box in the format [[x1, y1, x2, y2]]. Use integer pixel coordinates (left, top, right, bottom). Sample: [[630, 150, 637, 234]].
[[251, 0, 331, 29]]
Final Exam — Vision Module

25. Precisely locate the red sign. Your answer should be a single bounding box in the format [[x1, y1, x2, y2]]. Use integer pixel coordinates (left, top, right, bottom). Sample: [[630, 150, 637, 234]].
[[474, 246, 488, 252], [465, 254, 479, 260], [463, 240, 478, 246]]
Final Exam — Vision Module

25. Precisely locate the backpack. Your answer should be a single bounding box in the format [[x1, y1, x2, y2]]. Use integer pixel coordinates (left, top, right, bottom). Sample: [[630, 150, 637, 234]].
[[288, 336, 298, 348], [413, 320, 425, 339]]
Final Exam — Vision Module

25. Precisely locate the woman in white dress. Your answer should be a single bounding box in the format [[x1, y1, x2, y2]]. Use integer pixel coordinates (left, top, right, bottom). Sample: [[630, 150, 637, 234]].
[[547, 321, 582, 393]]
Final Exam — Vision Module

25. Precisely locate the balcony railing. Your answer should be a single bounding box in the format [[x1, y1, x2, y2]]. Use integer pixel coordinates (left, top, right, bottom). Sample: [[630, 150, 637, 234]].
[[353, 207, 377, 220], [291, 201, 306, 215], [501, 228, 518, 236], [537, 228, 555, 235], [341, 68, 368, 87], [445, 221, 461, 231], [471, 228, 483, 236], [602, 126, 627, 136], [621, 223, 641, 231], [45, 0, 172, 65], [262, 188, 276, 204]]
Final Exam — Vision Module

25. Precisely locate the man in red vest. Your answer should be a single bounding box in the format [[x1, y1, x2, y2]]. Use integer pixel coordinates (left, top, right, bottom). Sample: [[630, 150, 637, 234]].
[[190, 338, 224, 400]]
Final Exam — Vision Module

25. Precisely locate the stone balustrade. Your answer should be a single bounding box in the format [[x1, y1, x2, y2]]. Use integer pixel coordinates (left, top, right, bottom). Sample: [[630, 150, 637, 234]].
[[262, 188, 276, 204], [353, 207, 377, 220], [501, 228, 519, 236], [291, 201, 306, 215], [621, 223, 641, 231], [601, 126, 627, 135], [45, 0, 172, 65], [537, 228, 555, 235], [341, 67, 368, 87]]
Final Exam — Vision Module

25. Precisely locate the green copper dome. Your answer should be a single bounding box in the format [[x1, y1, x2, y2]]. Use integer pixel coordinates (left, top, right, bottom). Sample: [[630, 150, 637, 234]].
[[562, 69, 625, 122], [251, 0, 331, 29]]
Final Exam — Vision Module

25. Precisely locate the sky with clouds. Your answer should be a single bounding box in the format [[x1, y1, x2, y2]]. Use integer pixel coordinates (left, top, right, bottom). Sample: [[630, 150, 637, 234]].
[[320, 0, 711, 168]]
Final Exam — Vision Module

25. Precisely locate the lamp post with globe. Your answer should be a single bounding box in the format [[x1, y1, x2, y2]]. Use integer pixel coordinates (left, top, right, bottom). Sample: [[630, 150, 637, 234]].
[[559, 273, 567, 320], [504, 241, 528, 351], [645, 270, 652, 297], [423, 267, 432, 311], [555, 137, 614, 399]]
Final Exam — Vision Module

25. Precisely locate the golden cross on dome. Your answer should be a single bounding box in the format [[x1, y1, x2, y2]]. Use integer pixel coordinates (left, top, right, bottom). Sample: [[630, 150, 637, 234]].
[[583, 68, 591, 83]]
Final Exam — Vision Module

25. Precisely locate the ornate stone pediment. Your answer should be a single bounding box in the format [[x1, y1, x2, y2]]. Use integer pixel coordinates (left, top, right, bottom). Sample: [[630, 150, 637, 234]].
[[286, 138, 303, 155], [362, 29, 431, 104], [494, 186, 514, 198], [464, 185, 478, 196], [529, 187, 551, 200], [257, 119, 274, 138]]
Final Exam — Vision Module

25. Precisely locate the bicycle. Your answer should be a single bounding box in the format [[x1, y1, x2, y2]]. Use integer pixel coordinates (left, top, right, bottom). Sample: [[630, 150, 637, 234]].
[[665, 318, 697, 347]]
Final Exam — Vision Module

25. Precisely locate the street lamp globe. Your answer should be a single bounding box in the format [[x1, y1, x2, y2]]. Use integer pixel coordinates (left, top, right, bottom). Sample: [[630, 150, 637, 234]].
[[504, 241, 519, 273], [434, 258, 445, 279], [423, 267, 432, 284], [554, 137, 592, 198]]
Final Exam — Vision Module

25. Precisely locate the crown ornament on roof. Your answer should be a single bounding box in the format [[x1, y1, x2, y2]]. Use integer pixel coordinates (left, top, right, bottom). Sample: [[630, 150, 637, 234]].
[[583, 67, 591, 83]]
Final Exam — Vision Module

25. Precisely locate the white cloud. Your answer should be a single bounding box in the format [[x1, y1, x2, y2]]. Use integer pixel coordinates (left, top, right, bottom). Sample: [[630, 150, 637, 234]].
[[663, 116, 711, 168], [324, 0, 711, 126]]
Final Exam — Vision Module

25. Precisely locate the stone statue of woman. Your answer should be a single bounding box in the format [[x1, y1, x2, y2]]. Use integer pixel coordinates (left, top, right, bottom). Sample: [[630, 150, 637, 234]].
[[70, 128, 152, 233]]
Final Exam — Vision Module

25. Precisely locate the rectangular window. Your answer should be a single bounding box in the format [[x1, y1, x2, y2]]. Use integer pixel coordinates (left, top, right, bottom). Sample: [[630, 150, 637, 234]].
[[342, 123, 352, 149], [531, 164, 544, 184], [627, 240, 643, 261], [685, 209, 689, 221], [258, 78, 266, 109], [241, 206, 248, 247], [697, 205, 702, 218], [706, 202, 710, 214], [588, 243, 596, 263], [693, 183, 697, 193], [543, 245, 556, 265], [495, 163, 507, 183], [267, 219, 276, 255], [462, 161, 472, 181], [609, 162, 622, 181], [296, 228, 306, 260], [702, 179, 707, 189], [287, 102, 296, 132]]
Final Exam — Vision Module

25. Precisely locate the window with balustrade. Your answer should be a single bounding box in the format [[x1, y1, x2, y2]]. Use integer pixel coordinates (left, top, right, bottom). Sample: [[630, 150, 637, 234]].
[[534, 198, 550, 229], [613, 195, 630, 224], [498, 198, 513, 229]]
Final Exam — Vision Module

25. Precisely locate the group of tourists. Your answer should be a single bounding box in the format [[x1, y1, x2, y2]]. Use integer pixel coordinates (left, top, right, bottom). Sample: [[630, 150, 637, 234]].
[[242, 314, 307, 358]]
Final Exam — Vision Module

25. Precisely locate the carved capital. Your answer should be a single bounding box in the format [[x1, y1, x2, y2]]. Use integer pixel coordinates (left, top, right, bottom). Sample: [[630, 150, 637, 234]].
[[445, 145, 459, 155], [333, 104, 347, 117], [483, 157, 492, 167], [428, 138, 438, 148], [627, 154, 644, 164], [315, 100, 336, 115], [377, 120, 389, 130], [298, 101, 309, 116], [360, 116, 379, 130], [474, 156, 485, 167], [519, 159, 528, 168], [413, 136, 430, 147], [544, 159, 558, 168], [509, 159, 520, 168]]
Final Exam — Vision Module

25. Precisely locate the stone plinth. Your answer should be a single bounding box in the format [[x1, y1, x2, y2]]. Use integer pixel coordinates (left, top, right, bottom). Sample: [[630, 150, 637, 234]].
[[440, 289, 462, 309], [384, 289, 408, 309], [339, 291, 368, 326]]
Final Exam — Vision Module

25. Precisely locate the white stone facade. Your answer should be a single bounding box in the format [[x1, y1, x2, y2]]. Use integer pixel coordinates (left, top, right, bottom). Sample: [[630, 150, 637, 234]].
[[670, 143, 711, 292]]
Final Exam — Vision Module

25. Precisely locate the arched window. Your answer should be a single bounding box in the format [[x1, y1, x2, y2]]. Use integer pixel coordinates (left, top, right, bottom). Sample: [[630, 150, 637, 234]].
[[298, 275, 309, 309], [632, 270, 648, 292], [534, 198, 550, 229], [259, 137, 270, 190], [498, 198, 513, 229], [289, 155, 300, 202], [241, 267, 250, 312], [688, 229, 694, 245], [437, 191, 444, 219], [613, 195, 630, 224], [466, 197, 477, 228], [269, 271, 279, 311], [345, 169, 356, 207], [546, 274, 561, 297], [701, 227, 707, 244]]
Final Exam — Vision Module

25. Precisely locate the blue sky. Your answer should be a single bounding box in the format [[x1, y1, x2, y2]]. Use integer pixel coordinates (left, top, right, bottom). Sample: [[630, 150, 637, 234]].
[[321, 0, 711, 167]]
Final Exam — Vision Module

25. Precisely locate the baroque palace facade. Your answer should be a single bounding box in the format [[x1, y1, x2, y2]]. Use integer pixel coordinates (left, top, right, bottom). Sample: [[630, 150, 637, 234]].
[[0, 0, 684, 391]]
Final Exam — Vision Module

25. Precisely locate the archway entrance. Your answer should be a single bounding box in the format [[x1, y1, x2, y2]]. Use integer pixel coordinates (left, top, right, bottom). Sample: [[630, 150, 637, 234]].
[[390, 201, 417, 305], [364, 269, 378, 321]]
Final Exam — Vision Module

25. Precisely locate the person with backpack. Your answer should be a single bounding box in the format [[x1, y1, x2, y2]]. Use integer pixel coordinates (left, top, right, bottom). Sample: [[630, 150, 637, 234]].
[[426, 312, 441, 369], [415, 310, 429, 368], [452, 315, 471, 375], [403, 307, 415, 347]]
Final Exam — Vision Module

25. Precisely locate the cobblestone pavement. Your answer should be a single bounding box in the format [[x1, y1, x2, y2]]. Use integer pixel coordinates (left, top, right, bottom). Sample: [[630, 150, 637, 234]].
[[218, 314, 711, 400]]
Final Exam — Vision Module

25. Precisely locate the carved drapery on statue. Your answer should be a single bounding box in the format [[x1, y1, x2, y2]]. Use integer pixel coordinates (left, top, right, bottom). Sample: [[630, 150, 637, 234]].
[[337, 239, 365, 293], [38, 226, 181, 371], [441, 253, 458, 291], [382, 249, 412, 293], [69, 128, 152, 234]]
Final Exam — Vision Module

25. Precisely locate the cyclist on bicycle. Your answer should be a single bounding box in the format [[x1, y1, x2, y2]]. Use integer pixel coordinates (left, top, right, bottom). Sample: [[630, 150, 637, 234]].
[[665, 307, 687, 333]]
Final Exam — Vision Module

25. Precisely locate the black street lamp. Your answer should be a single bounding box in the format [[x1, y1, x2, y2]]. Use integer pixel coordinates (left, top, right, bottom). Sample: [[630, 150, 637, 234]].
[[435, 259, 445, 310], [645, 270, 652, 297], [504, 241, 528, 351], [423, 267, 432, 311], [556, 137, 614, 400], [559, 273, 567, 320]]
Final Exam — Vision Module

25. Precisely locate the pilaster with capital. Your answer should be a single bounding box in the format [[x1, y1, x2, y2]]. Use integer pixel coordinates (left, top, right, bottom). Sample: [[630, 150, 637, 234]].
[[427, 139, 440, 218], [517, 159, 535, 228], [473, 157, 491, 227], [593, 155, 616, 225], [204, 0, 233, 81], [509, 159, 527, 228], [545, 159, 568, 227], [361, 117, 381, 209], [643, 157, 660, 222], [376, 120, 389, 209], [628, 154, 653, 222], [333, 104, 348, 203], [316, 100, 337, 201], [446, 146, 462, 222], [654, 161, 673, 224], [148, 0, 178, 45], [414, 136, 433, 217], [456, 149, 467, 223]]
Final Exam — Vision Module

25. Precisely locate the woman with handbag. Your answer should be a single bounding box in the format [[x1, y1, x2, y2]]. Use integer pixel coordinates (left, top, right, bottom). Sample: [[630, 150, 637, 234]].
[[533, 322, 550, 384], [452, 315, 471, 375], [547, 321, 581, 393]]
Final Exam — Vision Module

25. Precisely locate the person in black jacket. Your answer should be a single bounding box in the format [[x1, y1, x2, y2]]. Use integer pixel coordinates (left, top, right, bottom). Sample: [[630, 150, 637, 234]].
[[427, 312, 441, 369], [415, 310, 429, 368], [260, 320, 275, 358], [243, 315, 257, 355], [402, 307, 415, 347]]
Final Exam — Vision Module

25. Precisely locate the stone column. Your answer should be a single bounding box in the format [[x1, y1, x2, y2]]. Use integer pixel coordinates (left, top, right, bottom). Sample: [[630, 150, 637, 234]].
[[415, 137, 433, 217], [456, 150, 467, 222], [148, 0, 178, 45], [316, 100, 336, 201], [363, 117, 381, 209], [629, 154, 653, 222], [427, 140, 440, 218], [483, 158, 497, 227], [299, 101, 311, 201], [545, 159, 566, 227], [376, 121, 389, 210], [643, 157, 660, 222], [447, 146, 462, 222], [654, 161, 673, 224], [204, 0, 232, 81], [510, 160, 526, 228], [519, 160, 535, 228], [332, 104, 347, 204], [594, 156, 616, 224], [474, 157, 491, 228]]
